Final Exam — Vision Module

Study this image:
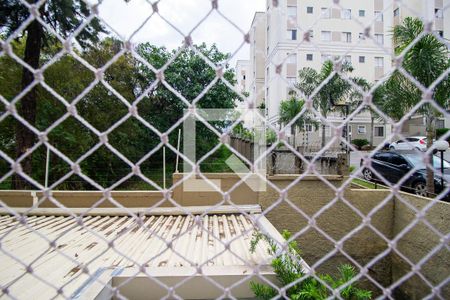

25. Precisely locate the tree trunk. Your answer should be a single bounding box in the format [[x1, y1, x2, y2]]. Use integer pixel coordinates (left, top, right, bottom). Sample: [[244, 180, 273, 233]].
[[292, 126, 296, 150], [12, 17, 43, 189], [321, 124, 326, 149], [370, 114, 375, 147], [426, 115, 435, 196]]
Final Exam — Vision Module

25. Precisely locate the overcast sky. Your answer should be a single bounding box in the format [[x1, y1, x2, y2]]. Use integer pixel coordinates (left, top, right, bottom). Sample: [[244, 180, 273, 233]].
[[97, 0, 266, 67]]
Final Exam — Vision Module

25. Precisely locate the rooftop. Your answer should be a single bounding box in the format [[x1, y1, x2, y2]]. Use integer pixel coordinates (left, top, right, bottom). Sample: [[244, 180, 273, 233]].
[[0, 205, 281, 299]]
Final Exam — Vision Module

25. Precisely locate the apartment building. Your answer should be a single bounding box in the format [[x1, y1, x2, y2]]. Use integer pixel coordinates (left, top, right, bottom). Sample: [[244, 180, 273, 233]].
[[393, 0, 449, 39], [246, 0, 449, 146], [234, 60, 250, 95], [264, 0, 392, 123], [248, 12, 267, 107]]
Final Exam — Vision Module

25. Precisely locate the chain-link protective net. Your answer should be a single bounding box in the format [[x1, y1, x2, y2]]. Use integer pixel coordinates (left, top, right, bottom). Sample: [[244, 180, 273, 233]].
[[0, 0, 449, 299]]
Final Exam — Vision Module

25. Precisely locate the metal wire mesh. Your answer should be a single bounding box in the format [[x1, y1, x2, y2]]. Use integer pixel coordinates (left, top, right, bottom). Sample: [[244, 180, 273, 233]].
[[0, 0, 449, 299]]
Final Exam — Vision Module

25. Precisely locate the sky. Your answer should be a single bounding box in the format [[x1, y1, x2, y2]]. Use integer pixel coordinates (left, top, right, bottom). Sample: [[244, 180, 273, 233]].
[[97, 0, 266, 67]]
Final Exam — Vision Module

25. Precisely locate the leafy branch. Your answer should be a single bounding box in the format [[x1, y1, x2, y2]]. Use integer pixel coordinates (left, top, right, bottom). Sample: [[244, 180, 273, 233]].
[[250, 230, 372, 300]]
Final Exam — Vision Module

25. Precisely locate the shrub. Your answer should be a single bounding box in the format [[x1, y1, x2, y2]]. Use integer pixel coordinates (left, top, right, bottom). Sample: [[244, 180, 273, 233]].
[[352, 139, 369, 150], [436, 128, 450, 141], [349, 165, 356, 173], [250, 230, 372, 300]]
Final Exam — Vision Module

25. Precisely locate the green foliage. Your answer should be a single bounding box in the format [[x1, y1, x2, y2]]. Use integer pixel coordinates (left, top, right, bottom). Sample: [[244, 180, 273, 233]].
[[378, 17, 450, 120], [296, 61, 368, 147], [0, 38, 237, 189], [349, 165, 356, 174], [436, 128, 450, 140], [352, 139, 370, 150], [250, 230, 372, 300]]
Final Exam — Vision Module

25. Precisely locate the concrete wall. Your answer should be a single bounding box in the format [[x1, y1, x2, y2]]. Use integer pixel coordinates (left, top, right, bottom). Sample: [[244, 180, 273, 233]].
[[258, 177, 394, 292], [0, 190, 166, 208], [391, 193, 450, 299]]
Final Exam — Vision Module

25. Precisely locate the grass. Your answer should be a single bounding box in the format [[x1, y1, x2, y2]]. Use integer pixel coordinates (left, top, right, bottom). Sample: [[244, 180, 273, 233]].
[[352, 178, 387, 189]]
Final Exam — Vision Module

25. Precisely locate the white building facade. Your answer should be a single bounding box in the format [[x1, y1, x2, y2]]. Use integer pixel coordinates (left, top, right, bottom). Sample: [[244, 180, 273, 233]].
[[247, 0, 449, 146]]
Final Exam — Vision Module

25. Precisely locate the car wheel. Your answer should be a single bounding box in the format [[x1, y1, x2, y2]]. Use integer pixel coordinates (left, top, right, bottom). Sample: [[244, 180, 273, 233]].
[[363, 168, 373, 181], [413, 181, 427, 197], [389, 146, 395, 150]]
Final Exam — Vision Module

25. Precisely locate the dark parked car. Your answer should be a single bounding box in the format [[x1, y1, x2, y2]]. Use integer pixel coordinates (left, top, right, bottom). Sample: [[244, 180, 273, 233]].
[[360, 151, 450, 200]]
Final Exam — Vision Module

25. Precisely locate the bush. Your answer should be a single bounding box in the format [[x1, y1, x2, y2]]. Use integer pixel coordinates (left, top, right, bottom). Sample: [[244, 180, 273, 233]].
[[250, 230, 372, 300], [352, 139, 370, 150], [436, 128, 450, 140]]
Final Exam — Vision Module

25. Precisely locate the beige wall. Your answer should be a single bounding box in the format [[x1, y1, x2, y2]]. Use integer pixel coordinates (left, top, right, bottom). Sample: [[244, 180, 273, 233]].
[[258, 178, 394, 292], [258, 176, 449, 298], [391, 193, 450, 299]]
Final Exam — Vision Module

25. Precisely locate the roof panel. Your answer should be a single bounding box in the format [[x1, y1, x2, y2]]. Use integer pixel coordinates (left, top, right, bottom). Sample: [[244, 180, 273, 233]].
[[0, 212, 273, 299]]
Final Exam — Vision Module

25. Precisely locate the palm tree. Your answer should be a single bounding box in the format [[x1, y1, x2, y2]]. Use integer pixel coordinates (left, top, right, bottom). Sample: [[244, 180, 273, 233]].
[[279, 97, 315, 149], [296, 60, 367, 148], [380, 17, 450, 195]]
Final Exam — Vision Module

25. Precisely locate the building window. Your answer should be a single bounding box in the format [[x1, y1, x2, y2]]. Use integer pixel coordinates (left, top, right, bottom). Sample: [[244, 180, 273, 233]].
[[343, 32, 352, 43], [438, 30, 444, 37], [359, 10, 365, 17], [325, 125, 331, 137], [321, 7, 330, 19], [375, 34, 384, 45], [374, 126, 384, 137], [287, 29, 298, 40], [435, 8, 443, 19], [359, 56, 365, 63], [343, 55, 351, 65], [306, 54, 313, 61], [287, 6, 297, 24], [307, 6, 313, 14], [357, 125, 366, 134], [308, 30, 314, 39], [321, 31, 331, 42], [287, 53, 297, 64], [374, 11, 383, 22], [342, 9, 352, 20], [305, 124, 313, 132], [287, 76, 296, 86], [394, 8, 400, 17], [375, 57, 384, 68], [359, 32, 366, 40], [321, 54, 332, 63]]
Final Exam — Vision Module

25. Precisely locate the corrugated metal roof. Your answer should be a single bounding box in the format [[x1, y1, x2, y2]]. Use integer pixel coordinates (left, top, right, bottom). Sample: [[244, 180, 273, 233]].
[[0, 211, 273, 299]]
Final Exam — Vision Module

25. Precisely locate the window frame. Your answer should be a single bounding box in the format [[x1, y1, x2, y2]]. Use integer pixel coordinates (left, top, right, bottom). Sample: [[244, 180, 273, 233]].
[[321, 7, 330, 19], [374, 126, 384, 137], [343, 32, 352, 43], [341, 8, 352, 20], [287, 29, 298, 41], [374, 11, 384, 22], [357, 125, 366, 134], [375, 57, 384, 68], [321, 30, 331, 42]]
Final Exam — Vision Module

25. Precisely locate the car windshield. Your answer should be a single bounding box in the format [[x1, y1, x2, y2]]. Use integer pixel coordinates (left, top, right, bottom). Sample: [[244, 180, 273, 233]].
[[403, 154, 450, 169]]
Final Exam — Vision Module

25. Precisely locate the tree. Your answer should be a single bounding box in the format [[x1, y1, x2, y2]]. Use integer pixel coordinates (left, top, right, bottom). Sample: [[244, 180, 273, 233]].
[[0, 0, 105, 188], [0, 39, 238, 189], [379, 17, 450, 195], [296, 61, 367, 148], [136, 43, 237, 160], [279, 97, 316, 149]]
